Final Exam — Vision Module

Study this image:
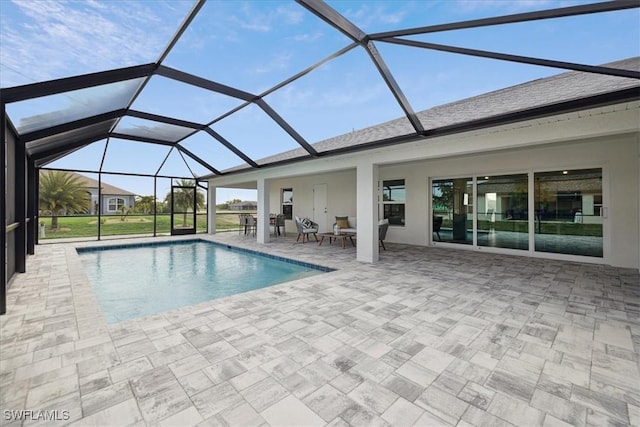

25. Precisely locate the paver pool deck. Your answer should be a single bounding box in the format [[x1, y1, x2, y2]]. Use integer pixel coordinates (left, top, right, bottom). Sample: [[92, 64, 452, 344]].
[[1, 233, 639, 426]]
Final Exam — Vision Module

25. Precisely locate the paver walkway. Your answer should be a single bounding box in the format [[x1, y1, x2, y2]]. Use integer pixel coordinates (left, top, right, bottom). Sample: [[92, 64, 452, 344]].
[[1, 233, 639, 426]]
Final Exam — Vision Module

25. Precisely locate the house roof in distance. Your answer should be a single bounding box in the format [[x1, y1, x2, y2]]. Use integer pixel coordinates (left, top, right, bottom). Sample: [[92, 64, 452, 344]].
[[51, 171, 137, 196]]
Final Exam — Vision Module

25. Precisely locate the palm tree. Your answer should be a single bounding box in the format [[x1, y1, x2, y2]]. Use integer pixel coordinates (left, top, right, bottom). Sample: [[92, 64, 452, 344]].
[[164, 179, 205, 227], [134, 195, 156, 214], [39, 171, 91, 229]]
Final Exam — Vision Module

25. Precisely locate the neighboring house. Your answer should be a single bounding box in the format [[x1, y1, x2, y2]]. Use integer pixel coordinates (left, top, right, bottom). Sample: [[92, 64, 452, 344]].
[[71, 173, 137, 215], [228, 201, 257, 211]]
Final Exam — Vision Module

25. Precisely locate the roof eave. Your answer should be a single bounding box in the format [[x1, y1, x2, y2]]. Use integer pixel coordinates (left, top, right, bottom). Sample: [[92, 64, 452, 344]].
[[204, 86, 639, 180]]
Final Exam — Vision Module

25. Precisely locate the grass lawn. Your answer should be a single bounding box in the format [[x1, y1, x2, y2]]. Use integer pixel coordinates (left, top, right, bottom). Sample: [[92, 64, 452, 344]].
[[39, 212, 249, 240], [442, 219, 602, 236]]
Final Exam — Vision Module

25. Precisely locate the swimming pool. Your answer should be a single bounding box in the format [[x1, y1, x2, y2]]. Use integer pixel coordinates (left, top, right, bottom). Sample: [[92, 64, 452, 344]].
[[77, 240, 330, 324]]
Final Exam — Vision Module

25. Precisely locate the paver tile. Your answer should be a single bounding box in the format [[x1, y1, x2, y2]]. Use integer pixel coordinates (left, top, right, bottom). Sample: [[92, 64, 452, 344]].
[[2, 235, 639, 427], [381, 397, 424, 426], [348, 380, 398, 415], [240, 376, 289, 412], [303, 384, 357, 422], [261, 395, 325, 427]]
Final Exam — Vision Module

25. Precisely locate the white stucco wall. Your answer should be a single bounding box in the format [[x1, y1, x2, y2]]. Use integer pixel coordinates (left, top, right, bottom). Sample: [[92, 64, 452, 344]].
[[377, 133, 639, 268], [267, 169, 357, 233], [208, 103, 640, 268]]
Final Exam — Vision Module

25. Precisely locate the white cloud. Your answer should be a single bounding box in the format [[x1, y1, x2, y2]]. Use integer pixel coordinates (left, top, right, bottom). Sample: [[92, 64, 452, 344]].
[[341, 2, 413, 31], [292, 32, 323, 42], [275, 5, 304, 25], [255, 52, 293, 74], [0, 0, 191, 87], [452, 0, 554, 14], [227, 2, 304, 34]]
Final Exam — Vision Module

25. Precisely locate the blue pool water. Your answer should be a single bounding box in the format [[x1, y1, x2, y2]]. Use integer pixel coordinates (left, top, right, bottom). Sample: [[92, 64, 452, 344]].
[[78, 240, 329, 324]]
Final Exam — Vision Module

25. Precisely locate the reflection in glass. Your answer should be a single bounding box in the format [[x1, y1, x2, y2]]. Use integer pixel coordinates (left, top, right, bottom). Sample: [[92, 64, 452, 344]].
[[7, 78, 144, 134], [534, 169, 603, 257], [115, 116, 195, 143], [282, 188, 293, 220], [432, 178, 473, 245], [47, 140, 106, 172], [382, 179, 405, 225], [477, 174, 528, 250]]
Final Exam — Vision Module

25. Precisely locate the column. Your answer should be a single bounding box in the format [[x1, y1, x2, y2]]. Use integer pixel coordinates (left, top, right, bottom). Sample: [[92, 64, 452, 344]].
[[1, 106, 7, 314], [208, 184, 216, 234], [27, 161, 36, 254], [356, 161, 379, 263], [257, 178, 270, 244], [15, 134, 26, 273]]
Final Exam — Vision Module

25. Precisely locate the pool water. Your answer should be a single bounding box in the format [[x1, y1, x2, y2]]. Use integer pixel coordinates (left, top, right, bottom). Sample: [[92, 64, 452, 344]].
[[78, 240, 328, 323]]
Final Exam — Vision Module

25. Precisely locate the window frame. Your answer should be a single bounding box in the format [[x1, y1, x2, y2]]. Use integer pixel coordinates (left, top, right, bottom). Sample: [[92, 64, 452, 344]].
[[380, 178, 406, 226], [107, 197, 126, 213], [281, 188, 293, 220]]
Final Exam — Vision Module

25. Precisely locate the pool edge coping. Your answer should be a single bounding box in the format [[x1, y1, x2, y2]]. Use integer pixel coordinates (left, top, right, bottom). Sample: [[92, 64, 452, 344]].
[[75, 236, 336, 273]]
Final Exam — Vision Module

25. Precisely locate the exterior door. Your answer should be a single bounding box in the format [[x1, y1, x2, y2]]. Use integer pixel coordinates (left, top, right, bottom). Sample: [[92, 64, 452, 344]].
[[313, 183, 328, 232], [171, 184, 197, 235]]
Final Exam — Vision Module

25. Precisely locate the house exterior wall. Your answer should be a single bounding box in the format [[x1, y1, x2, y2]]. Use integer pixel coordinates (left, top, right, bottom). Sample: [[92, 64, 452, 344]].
[[100, 194, 135, 215], [209, 103, 640, 269], [267, 169, 356, 233], [377, 133, 638, 269], [84, 189, 135, 215]]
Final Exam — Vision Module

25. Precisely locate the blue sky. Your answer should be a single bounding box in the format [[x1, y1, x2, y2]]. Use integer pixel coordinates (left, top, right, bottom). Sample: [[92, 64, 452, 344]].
[[1, 0, 638, 203]]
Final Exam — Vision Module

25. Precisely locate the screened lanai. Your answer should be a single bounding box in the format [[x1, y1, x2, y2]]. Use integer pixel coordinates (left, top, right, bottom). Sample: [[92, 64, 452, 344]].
[[2, 0, 640, 314]]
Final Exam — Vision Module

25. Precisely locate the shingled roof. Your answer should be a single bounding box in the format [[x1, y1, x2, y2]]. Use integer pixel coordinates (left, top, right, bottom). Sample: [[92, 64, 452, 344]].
[[70, 172, 136, 196], [222, 57, 639, 173]]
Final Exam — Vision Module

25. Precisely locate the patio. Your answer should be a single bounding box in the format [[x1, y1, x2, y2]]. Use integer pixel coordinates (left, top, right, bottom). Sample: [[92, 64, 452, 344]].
[[1, 234, 639, 426]]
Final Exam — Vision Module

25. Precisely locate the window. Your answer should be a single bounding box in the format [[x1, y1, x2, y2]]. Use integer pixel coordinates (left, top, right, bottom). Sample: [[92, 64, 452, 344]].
[[282, 188, 293, 220], [476, 174, 528, 250], [432, 178, 473, 244], [534, 168, 602, 257], [381, 179, 405, 226], [108, 197, 125, 212]]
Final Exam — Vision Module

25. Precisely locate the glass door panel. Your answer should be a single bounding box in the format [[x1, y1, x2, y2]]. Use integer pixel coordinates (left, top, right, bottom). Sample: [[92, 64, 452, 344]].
[[432, 178, 473, 245], [171, 185, 196, 235], [534, 168, 603, 257], [477, 174, 528, 250]]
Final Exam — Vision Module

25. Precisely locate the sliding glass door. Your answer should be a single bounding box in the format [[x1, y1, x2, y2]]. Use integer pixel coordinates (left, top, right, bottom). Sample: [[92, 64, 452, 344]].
[[534, 169, 603, 257], [431, 168, 603, 259], [476, 174, 528, 250], [432, 178, 473, 245]]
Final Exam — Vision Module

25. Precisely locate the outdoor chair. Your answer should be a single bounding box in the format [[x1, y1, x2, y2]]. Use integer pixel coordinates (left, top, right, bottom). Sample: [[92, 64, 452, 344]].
[[378, 218, 389, 250], [245, 215, 256, 236], [433, 216, 443, 241], [238, 213, 248, 235], [295, 216, 319, 242], [275, 214, 286, 237]]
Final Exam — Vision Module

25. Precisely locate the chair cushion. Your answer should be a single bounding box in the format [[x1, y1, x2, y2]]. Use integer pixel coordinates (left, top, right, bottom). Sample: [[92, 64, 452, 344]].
[[335, 216, 349, 229]]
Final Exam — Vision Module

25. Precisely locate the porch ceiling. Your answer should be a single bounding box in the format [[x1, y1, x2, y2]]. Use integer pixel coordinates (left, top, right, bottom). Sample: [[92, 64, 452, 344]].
[[1, 0, 639, 181]]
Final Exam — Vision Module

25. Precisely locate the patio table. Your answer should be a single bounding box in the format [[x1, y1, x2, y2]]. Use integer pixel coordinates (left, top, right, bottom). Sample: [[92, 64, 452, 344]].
[[318, 232, 356, 249]]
